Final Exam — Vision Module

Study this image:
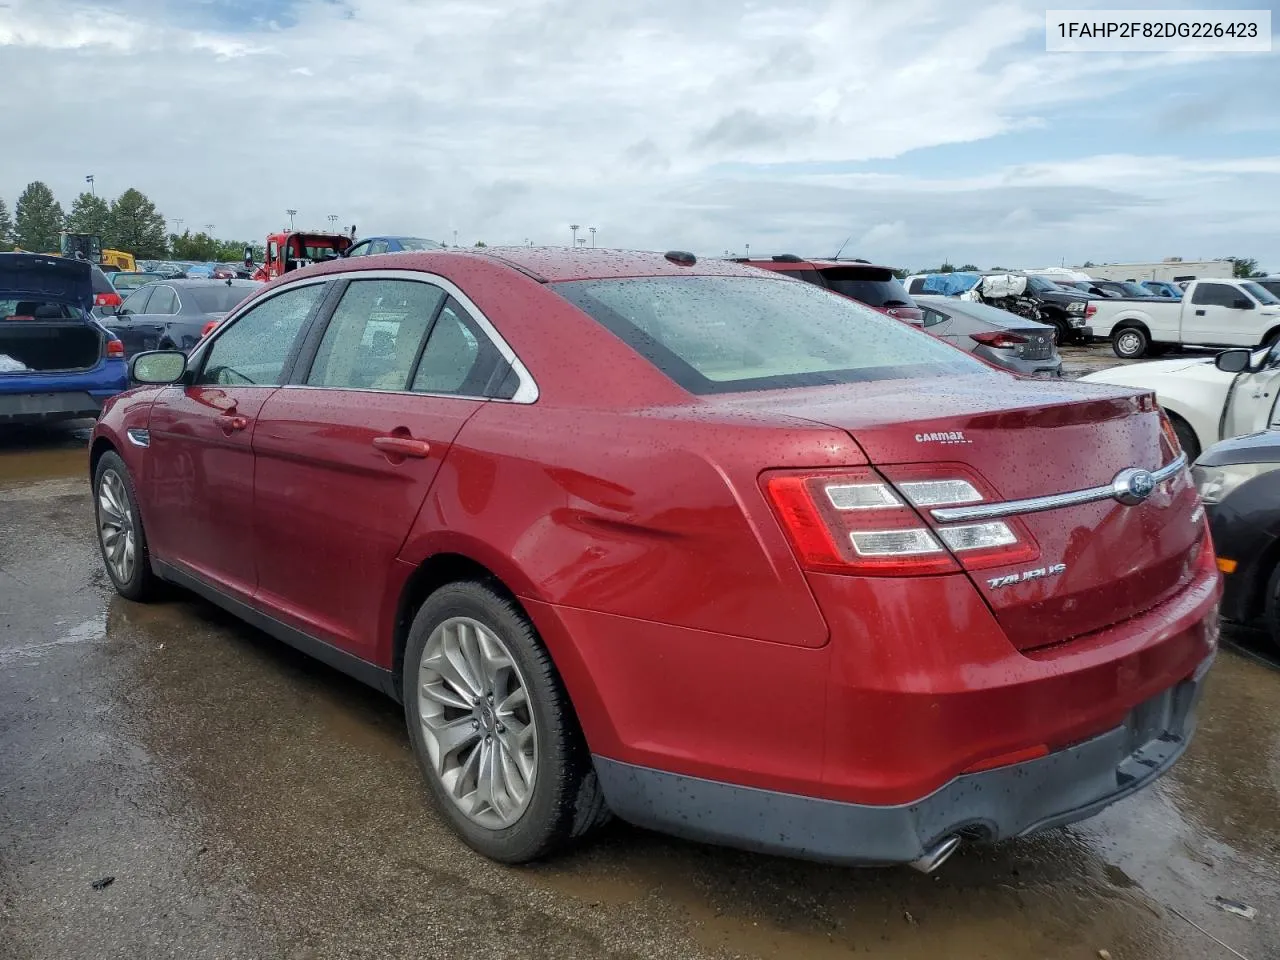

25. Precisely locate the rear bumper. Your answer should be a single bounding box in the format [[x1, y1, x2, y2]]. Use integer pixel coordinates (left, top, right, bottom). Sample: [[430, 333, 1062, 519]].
[[594, 653, 1211, 865], [0, 362, 128, 423]]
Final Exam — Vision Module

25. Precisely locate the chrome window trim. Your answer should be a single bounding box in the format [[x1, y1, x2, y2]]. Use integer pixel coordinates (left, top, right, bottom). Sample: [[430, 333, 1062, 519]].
[[930, 454, 1187, 523], [289, 268, 538, 404]]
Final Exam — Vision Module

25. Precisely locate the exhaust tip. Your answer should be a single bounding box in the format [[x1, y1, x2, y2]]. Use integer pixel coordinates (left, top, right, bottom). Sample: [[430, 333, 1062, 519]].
[[908, 835, 962, 874]]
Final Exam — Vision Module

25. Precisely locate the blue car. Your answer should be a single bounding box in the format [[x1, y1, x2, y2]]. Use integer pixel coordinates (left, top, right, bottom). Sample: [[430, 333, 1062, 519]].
[[1, 253, 129, 424], [343, 235, 444, 257], [1139, 280, 1183, 299]]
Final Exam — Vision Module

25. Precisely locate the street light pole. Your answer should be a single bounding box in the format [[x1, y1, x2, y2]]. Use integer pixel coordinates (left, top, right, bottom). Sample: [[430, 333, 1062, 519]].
[[589, 226, 596, 248], [570, 224, 579, 248], [286, 209, 297, 231], [85, 175, 95, 197]]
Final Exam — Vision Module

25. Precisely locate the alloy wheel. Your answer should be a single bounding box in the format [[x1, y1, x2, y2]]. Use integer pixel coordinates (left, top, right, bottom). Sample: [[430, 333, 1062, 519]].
[[416, 616, 538, 829], [97, 469, 136, 586]]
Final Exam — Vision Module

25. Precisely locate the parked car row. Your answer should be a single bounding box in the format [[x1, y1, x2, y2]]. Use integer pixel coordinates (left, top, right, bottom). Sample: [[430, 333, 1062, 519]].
[[84, 245, 1216, 876]]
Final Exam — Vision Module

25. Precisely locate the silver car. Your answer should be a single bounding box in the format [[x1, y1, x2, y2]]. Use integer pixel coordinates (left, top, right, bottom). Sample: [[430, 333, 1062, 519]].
[[915, 295, 1062, 376]]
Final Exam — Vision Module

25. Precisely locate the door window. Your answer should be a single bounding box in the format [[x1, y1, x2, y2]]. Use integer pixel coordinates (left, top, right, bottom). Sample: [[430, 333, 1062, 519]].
[[120, 287, 152, 315], [411, 298, 507, 396], [147, 286, 179, 315], [345, 241, 371, 258], [1191, 283, 1238, 308], [196, 283, 325, 386], [368, 239, 390, 255], [307, 279, 445, 390]]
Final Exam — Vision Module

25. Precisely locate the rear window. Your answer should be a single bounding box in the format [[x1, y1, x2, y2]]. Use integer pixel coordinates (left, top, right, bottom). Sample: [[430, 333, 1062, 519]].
[[553, 276, 987, 395], [816, 267, 913, 308], [1, 300, 78, 320], [188, 285, 253, 313]]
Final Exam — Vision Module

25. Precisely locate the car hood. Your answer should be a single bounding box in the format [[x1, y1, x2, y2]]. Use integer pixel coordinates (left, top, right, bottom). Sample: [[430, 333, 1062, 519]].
[[1198, 430, 1280, 467], [1079, 357, 1226, 384], [0, 253, 93, 312]]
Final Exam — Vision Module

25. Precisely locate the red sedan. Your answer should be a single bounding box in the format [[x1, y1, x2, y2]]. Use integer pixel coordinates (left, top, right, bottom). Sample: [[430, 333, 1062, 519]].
[[90, 248, 1219, 870]]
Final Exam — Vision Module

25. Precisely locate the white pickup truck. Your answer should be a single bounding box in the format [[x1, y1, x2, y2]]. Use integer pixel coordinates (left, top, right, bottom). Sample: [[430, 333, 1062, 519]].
[[1090, 278, 1280, 359]]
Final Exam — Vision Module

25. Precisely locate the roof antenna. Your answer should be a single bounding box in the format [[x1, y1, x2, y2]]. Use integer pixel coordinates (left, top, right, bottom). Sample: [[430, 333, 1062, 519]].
[[832, 235, 852, 260]]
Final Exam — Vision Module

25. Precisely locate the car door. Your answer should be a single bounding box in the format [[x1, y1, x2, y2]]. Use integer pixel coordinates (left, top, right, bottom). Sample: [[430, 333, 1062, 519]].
[[131, 284, 180, 353], [1184, 282, 1255, 346], [250, 276, 514, 659], [142, 280, 331, 601], [105, 286, 153, 355], [345, 240, 372, 258], [1221, 344, 1280, 438]]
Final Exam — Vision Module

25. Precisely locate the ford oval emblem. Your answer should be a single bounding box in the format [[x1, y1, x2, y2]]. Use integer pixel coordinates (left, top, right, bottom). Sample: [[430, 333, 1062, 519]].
[[1111, 467, 1158, 506]]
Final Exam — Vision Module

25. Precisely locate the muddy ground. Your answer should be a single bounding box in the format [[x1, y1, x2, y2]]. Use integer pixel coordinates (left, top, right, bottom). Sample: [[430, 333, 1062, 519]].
[[2, 393, 1277, 960]]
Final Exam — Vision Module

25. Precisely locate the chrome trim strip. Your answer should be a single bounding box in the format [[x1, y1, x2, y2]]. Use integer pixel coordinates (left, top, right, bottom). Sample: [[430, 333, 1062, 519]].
[[930, 454, 1187, 523]]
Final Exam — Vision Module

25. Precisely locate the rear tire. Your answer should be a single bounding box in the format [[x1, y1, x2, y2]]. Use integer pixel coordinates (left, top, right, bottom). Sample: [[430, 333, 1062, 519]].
[[1169, 416, 1200, 462], [93, 451, 159, 601], [1112, 326, 1149, 359], [402, 580, 609, 863], [1262, 564, 1280, 651]]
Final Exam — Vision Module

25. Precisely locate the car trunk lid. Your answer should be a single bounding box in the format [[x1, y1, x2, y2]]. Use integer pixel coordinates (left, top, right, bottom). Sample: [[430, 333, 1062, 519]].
[[0, 253, 95, 313], [726, 375, 1202, 651]]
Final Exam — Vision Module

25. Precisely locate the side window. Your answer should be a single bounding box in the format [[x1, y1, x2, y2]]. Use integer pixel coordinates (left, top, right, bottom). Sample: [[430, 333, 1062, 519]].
[[197, 283, 324, 386], [1192, 283, 1232, 307], [306, 279, 445, 390], [368, 239, 390, 255], [411, 298, 505, 397], [907, 278, 925, 295], [120, 288, 152, 314], [268, 240, 279, 264], [921, 306, 949, 328], [345, 241, 369, 258], [147, 286, 178, 315]]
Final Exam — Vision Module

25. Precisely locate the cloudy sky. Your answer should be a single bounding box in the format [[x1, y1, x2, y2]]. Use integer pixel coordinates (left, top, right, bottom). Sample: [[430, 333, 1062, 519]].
[[2, 0, 1277, 270]]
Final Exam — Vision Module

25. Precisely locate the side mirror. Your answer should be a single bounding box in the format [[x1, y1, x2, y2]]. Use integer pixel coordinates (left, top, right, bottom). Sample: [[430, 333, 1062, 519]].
[[1233, 297, 1254, 310], [130, 350, 187, 385], [1215, 349, 1251, 373]]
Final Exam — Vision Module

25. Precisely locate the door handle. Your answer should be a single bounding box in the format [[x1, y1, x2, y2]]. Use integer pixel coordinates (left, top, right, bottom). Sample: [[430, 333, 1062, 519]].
[[218, 414, 248, 433], [1195, 309, 1205, 316], [373, 436, 431, 459]]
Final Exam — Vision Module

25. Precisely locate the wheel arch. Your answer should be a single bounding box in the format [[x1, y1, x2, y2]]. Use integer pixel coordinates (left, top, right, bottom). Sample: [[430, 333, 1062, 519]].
[[1152, 396, 1212, 455], [1261, 325, 1280, 348], [89, 435, 119, 480]]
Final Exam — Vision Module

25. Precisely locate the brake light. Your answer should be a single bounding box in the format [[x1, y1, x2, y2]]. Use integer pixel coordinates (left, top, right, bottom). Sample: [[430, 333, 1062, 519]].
[[1084, 302, 1097, 319], [105, 338, 124, 358], [95, 291, 122, 308], [970, 331, 1027, 349], [201, 320, 221, 338]]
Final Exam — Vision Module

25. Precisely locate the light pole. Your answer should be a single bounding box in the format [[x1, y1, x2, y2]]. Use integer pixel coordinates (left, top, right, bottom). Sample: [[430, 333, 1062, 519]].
[[589, 226, 596, 248], [570, 224, 579, 248], [204, 224, 215, 233], [85, 175, 95, 197], [327, 215, 338, 229], [453, 229, 458, 247], [744, 242, 750, 259], [286, 209, 297, 231]]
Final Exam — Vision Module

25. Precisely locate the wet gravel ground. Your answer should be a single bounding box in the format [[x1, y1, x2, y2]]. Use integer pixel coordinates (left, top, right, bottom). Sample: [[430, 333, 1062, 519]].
[[2, 407, 1278, 960]]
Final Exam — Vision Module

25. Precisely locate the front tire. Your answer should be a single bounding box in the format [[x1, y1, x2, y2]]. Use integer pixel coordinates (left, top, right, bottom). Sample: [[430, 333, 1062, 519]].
[[1112, 326, 1149, 359], [1262, 564, 1280, 651], [403, 581, 609, 863], [93, 451, 159, 601]]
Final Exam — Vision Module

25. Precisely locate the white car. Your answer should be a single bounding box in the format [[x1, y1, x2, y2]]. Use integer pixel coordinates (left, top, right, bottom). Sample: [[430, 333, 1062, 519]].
[[1080, 346, 1275, 459], [1090, 278, 1280, 359]]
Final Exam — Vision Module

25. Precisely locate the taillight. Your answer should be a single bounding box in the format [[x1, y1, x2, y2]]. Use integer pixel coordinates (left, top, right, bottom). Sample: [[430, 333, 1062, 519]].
[[105, 338, 124, 358], [200, 320, 220, 338], [764, 465, 1039, 577], [1084, 302, 1097, 319], [970, 331, 1027, 349], [95, 291, 122, 308]]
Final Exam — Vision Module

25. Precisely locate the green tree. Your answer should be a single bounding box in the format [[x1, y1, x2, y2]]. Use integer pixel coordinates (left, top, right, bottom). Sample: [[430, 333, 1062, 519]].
[[0, 196, 13, 250], [108, 188, 167, 257], [66, 191, 112, 239], [1081, 260, 1096, 268], [473, 240, 487, 247], [14, 181, 64, 252], [170, 230, 220, 261], [1228, 257, 1261, 278], [957, 263, 979, 272]]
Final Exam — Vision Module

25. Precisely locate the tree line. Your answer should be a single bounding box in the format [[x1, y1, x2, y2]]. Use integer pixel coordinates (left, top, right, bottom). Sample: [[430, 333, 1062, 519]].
[[0, 181, 258, 263]]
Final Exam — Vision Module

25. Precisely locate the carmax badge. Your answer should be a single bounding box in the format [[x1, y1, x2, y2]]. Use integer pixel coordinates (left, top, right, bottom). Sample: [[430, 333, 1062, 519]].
[[987, 563, 1066, 590]]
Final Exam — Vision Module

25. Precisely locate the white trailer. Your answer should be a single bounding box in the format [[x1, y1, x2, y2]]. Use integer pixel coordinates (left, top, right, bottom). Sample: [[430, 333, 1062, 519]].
[[1072, 260, 1234, 283]]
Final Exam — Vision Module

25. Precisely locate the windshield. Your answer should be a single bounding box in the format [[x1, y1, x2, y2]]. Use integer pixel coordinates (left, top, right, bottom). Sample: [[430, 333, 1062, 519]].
[[188, 285, 254, 313], [112, 273, 161, 291], [397, 237, 444, 251], [1241, 281, 1280, 305], [1026, 276, 1062, 293], [553, 276, 988, 394]]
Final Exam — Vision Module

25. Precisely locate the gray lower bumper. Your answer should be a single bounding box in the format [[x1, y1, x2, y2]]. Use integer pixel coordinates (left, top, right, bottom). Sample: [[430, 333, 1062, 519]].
[[0, 391, 102, 423], [593, 655, 1211, 865]]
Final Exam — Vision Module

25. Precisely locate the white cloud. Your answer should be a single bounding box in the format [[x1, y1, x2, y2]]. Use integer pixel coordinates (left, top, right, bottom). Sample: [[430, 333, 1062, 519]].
[[0, 0, 1276, 270]]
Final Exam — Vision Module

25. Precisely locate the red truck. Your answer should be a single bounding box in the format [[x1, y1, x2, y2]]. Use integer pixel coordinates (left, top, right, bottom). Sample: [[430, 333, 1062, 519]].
[[252, 231, 353, 282]]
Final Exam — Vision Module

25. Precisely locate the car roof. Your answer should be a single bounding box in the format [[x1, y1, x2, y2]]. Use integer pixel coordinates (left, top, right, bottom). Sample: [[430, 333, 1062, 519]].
[[163, 278, 259, 287], [737, 256, 899, 272]]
